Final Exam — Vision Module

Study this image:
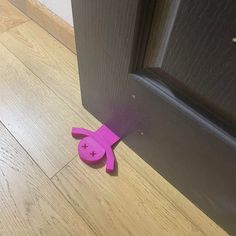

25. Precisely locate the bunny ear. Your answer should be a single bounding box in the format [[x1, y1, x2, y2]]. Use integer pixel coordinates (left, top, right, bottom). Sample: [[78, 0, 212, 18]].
[[71, 127, 93, 139], [105, 147, 115, 173]]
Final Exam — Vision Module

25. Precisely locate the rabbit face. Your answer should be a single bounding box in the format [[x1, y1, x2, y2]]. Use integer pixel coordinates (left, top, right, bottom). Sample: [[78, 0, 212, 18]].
[[78, 137, 105, 164]]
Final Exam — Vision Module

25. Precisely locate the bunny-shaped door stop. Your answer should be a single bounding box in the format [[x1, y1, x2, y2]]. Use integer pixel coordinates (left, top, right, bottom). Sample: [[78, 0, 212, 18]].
[[71, 125, 121, 173]]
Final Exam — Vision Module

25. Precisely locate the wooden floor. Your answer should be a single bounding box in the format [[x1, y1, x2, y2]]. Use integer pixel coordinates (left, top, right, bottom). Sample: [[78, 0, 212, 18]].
[[0, 1, 228, 235]]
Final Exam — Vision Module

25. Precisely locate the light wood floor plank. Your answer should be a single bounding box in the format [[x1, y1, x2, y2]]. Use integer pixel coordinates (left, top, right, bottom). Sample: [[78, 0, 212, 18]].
[[0, 122, 94, 236], [0, 19, 227, 235], [8, 0, 76, 53], [0, 0, 28, 34], [0, 42, 79, 177], [52, 157, 206, 236], [114, 142, 227, 236], [0, 20, 81, 111]]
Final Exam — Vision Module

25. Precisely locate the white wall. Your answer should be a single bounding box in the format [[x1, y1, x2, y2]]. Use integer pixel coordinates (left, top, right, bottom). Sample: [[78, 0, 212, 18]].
[[39, 0, 73, 26]]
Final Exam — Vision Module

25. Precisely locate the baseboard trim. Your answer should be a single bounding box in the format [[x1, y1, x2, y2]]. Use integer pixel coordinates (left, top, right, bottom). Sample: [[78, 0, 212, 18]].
[[8, 0, 76, 54]]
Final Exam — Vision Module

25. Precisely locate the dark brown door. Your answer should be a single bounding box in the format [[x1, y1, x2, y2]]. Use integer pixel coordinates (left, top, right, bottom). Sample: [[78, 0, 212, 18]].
[[71, 0, 236, 234], [144, 0, 236, 134]]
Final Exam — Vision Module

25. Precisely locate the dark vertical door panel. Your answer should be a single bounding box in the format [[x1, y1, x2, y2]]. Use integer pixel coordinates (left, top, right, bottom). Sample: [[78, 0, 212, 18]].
[[144, 0, 236, 131], [71, 0, 142, 129]]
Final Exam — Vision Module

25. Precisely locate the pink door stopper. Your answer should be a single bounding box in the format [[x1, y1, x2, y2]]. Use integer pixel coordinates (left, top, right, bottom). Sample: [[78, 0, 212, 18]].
[[71, 125, 120, 173]]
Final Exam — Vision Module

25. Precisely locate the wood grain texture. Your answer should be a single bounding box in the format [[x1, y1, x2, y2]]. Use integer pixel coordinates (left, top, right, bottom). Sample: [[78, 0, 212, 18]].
[[0, 42, 79, 177], [145, 0, 236, 129], [0, 0, 28, 34], [116, 142, 228, 236], [0, 21, 81, 112], [0, 122, 94, 236], [8, 0, 76, 53], [52, 156, 226, 236], [0, 15, 227, 235]]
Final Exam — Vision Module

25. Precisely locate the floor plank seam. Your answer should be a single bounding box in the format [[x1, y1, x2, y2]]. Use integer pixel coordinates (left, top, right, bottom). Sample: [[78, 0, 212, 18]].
[[50, 176, 98, 236], [0, 36, 79, 117], [0, 18, 30, 36], [0, 39, 97, 232], [0, 120, 50, 179], [0, 120, 97, 235], [7, 2, 77, 56], [2, 0, 76, 55], [50, 155, 77, 180], [126, 160, 206, 235]]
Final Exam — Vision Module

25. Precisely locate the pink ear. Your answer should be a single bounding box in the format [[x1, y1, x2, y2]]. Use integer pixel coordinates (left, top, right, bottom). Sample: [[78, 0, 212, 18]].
[[105, 147, 115, 173], [71, 127, 93, 139]]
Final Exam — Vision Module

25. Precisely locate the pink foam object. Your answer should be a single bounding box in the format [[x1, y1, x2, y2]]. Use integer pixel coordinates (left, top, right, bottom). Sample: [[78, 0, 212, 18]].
[[71, 125, 120, 173]]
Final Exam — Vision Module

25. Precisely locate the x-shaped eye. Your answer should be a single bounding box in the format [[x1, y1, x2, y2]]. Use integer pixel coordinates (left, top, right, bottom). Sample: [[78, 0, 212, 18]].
[[90, 151, 96, 157], [82, 144, 88, 149]]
